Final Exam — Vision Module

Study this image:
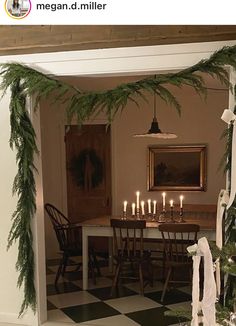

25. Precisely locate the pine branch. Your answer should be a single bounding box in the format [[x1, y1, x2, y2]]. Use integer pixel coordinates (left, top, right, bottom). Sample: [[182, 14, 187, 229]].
[[6, 80, 37, 315]]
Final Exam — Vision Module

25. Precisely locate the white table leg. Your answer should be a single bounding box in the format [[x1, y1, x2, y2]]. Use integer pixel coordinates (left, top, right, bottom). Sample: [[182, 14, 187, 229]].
[[82, 227, 88, 290]]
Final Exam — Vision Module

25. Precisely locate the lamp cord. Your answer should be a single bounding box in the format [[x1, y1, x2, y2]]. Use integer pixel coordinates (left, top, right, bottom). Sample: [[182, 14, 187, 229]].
[[153, 93, 157, 118]]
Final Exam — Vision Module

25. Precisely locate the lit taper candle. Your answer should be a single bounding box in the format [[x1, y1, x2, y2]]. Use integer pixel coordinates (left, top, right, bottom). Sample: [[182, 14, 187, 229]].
[[147, 199, 151, 214], [141, 201, 145, 215], [123, 201, 128, 212], [136, 191, 140, 209], [170, 199, 174, 208], [162, 192, 166, 210], [180, 195, 184, 208], [132, 203, 136, 216], [153, 200, 157, 215]]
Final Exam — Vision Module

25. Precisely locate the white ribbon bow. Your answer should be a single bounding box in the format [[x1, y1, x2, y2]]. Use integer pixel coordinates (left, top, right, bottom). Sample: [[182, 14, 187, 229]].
[[188, 237, 217, 326], [221, 109, 236, 209], [215, 189, 229, 297]]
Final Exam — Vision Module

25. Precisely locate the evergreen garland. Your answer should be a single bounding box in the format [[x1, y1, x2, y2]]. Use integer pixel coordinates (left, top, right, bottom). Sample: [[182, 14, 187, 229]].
[[1, 45, 236, 315], [7, 80, 37, 315]]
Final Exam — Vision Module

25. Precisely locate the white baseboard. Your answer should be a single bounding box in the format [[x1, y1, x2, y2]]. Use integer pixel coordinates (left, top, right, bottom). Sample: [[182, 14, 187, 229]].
[[0, 312, 38, 326]]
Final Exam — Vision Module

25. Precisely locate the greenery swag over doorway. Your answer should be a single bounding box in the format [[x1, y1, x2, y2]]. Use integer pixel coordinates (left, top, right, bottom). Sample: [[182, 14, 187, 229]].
[[0, 45, 236, 316]]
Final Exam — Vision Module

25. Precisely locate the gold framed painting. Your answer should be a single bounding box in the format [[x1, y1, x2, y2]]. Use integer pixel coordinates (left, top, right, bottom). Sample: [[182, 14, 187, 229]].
[[147, 145, 207, 191]]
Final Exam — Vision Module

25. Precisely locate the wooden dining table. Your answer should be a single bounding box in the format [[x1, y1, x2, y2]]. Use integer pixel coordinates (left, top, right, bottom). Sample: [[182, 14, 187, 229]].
[[79, 215, 216, 290]]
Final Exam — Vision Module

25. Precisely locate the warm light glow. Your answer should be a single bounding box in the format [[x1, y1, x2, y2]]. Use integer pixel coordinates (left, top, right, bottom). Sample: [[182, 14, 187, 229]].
[[153, 200, 157, 215], [180, 195, 184, 208], [147, 199, 151, 214], [123, 201, 128, 212], [136, 191, 140, 209], [141, 201, 145, 215], [132, 203, 136, 215], [162, 192, 166, 209], [170, 200, 174, 207]]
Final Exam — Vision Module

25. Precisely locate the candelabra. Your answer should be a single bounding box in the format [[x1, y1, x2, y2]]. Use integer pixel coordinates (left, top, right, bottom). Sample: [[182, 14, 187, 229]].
[[151, 212, 156, 221], [136, 207, 140, 220], [157, 209, 166, 223], [170, 206, 175, 223], [122, 211, 127, 220], [175, 207, 185, 223]]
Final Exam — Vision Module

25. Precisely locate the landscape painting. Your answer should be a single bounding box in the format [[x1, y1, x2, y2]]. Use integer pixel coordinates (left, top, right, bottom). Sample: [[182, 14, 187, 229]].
[[147, 145, 207, 191]]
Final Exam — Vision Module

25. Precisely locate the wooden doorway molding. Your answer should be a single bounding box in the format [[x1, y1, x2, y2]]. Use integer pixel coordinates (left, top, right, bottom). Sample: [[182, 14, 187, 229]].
[[0, 39, 236, 326]]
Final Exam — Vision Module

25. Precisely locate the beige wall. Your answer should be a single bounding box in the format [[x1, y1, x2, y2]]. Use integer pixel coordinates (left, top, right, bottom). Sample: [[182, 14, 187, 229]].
[[40, 75, 227, 258]]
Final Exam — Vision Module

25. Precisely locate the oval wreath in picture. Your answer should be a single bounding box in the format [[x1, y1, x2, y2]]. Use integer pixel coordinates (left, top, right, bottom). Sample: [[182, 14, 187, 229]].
[[70, 149, 104, 191]]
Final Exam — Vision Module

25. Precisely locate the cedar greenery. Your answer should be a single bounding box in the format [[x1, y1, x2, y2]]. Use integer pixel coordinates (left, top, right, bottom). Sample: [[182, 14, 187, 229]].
[[1, 45, 236, 315]]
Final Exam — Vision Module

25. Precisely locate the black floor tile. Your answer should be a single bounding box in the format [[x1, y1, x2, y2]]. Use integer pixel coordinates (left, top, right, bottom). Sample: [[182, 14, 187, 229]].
[[126, 306, 188, 326], [46, 267, 55, 275], [62, 301, 120, 323], [63, 270, 83, 281], [88, 286, 137, 301], [97, 259, 109, 267], [46, 258, 61, 266], [47, 300, 57, 311], [47, 282, 81, 295], [145, 289, 192, 305]]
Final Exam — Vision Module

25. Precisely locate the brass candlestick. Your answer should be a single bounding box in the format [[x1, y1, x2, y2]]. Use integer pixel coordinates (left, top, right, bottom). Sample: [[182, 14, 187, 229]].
[[136, 207, 140, 220], [157, 209, 166, 223], [122, 211, 127, 220], [176, 207, 185, 223], [170, 206, 175, 223]]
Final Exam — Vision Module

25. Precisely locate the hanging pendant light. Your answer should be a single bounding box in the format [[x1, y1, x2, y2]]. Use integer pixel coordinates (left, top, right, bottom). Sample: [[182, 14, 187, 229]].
[[133, 92, 177, 139]]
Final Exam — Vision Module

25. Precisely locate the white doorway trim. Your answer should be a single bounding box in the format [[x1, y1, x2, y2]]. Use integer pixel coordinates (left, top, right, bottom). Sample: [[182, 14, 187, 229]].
[[0, 39, 236, 326]]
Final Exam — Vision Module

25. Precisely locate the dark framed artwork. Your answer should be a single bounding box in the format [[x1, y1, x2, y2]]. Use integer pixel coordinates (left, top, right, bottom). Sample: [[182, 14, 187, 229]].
[[147, 145, 207, 191]]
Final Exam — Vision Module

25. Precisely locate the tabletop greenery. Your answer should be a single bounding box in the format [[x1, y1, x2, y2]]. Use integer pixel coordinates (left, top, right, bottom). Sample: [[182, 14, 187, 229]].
[[0, 45, 236, 316]]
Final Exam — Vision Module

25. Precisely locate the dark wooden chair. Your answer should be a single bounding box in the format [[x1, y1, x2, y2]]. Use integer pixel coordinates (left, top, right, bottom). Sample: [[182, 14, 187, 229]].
[[45, 203, 100, 285], [110, 219, 152, 295], [158, 223, 200, 301]]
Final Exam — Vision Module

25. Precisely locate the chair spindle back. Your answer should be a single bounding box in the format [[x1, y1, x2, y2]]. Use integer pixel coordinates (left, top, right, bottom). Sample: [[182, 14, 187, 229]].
[[110, 219, 146, 259], [45, 203, 71, 251], [158, 223, 199, 264]]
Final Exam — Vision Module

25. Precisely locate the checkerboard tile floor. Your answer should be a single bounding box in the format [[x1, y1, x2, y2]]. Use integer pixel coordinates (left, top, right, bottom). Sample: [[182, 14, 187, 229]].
[[46, 257, 191, 326]]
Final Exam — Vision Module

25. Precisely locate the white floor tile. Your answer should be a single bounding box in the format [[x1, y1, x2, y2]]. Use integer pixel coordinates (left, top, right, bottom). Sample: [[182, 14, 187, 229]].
[[79, 314, 140, 325], [0, 324, 27, 326], [74, 277, 112, 290], [105, 294, 161, 314], [48, 291, 100, 308], [168, 324, 189, 326], [166, 301, 192, 311], [47, 309, 75, 323], [124, 281, 163, 294], [43, 322, 76, 326]]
